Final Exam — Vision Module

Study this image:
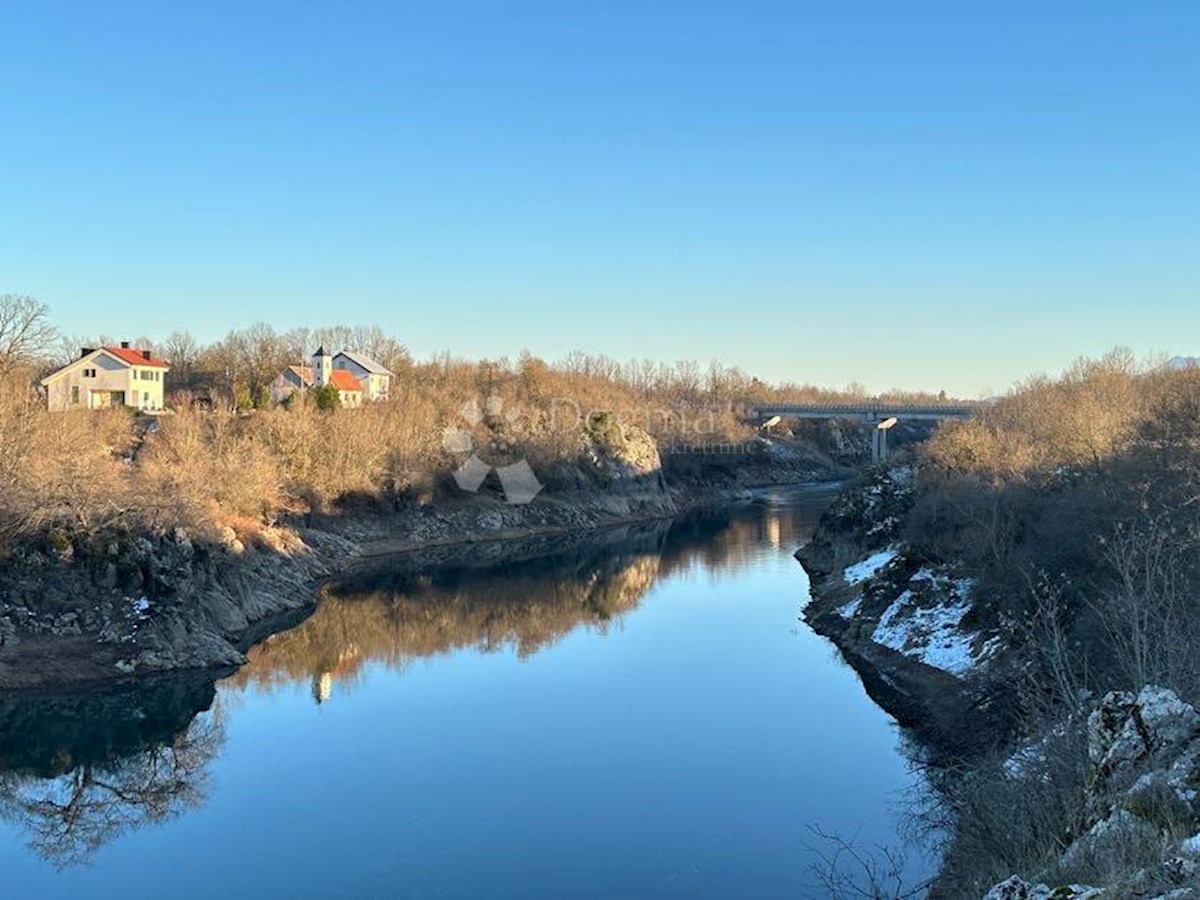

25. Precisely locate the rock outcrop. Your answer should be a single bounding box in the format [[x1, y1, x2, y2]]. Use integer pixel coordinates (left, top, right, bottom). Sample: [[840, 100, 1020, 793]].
[[986, 688, 1200, 898], [982, 878, 1101, 900], [802, 468, 1200, 899], [0, 523, 345, 690], [797, 466, 1010, 757]]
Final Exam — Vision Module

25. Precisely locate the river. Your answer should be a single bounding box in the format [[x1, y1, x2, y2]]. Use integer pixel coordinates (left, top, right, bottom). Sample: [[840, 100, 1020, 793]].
[[0, 485, 928, 897]]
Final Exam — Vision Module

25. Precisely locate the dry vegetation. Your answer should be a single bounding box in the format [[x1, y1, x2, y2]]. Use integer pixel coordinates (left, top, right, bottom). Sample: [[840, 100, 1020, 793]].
[[913, 349, 1200, 699], [890, 350, 1200, 896], [0, 356, 751, 550], [0, 304, 945, 556]]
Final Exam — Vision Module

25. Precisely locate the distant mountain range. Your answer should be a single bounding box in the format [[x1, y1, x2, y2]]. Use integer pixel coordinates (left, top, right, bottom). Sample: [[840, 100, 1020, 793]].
[[1166, 356, 1199, 370]]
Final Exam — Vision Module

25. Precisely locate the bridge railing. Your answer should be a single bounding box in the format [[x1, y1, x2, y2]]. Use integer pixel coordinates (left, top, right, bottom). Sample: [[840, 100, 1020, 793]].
[[750, 401, 983, 419]]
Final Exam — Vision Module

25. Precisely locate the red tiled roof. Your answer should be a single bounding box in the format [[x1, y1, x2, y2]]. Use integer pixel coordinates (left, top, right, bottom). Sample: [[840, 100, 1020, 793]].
[[103, 346, 170, 369], [281, 366, 361, 393], [329, 370, 363, 392]]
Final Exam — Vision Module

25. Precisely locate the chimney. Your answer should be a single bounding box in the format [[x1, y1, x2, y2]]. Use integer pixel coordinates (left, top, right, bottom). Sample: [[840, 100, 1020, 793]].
[[142, 350, 152, 360], [120, 341, 130, 349]]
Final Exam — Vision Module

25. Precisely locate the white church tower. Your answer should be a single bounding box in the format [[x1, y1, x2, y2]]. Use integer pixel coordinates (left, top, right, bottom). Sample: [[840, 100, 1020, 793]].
[[312, 346, 332, 386]]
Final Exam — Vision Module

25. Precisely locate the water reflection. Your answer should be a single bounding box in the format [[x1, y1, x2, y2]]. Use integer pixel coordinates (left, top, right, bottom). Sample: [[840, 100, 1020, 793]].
[[230, 497, 817, 705], [0, 675, 224, 868], [227, 522, 670, 703], [0, 488, 830, 870]]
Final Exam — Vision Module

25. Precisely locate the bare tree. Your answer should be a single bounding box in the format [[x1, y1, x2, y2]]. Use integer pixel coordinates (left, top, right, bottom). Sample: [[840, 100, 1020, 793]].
[[346, 324, 410, 372], [0, 294, 56, 375], [310, 324, 354, 356], [163, 330, 200, 376], [0, 710, 222, 869], [807, 826, 930, 899]]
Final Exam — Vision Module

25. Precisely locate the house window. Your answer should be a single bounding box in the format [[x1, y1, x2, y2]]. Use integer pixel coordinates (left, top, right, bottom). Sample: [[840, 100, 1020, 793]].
[[143, 392, 150, 407], [83, 368, 96, 378], [71, 386, 80, 405]]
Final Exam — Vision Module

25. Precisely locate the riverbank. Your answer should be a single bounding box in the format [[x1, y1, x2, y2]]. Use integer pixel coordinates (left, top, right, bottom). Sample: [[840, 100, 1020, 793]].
[[795, 466, 1013, 761], [799, 462, 1200, 899], [0, 446, 841, 693]]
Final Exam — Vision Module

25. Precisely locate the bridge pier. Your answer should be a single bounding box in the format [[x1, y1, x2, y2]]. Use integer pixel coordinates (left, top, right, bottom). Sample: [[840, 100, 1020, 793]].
[[748, 402, 977, 466], [871, 417, 898, 464]]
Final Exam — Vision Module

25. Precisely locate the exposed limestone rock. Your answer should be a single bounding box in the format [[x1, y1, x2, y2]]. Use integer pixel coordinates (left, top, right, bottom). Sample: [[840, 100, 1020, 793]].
[[796, 466, 1013, 760], [988, 690, 1200, 897], [1060, 809, 1161, 873], [982, 876, 1101, 899], [608, 424, 662, 480], [804, 469, 1200, 898], [582, 420, 664, 485], [1088, 687, 1200, 775]]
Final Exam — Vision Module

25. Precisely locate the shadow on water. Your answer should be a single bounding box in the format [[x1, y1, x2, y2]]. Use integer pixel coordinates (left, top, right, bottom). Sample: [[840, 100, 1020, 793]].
[[0, 486, 837, 870], [0, 672, 225, 869]]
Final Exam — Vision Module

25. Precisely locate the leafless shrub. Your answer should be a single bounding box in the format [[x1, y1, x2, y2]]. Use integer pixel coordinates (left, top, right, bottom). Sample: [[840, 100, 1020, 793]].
[[1088, 512, 1200, 702], [806, 826, 931, 899], [917, 721, 1090, 898], [0, 294, 56, 377]]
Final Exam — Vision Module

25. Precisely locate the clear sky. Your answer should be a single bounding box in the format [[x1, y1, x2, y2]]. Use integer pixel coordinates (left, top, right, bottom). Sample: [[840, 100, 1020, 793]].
[[2, 1, 1196, 396]]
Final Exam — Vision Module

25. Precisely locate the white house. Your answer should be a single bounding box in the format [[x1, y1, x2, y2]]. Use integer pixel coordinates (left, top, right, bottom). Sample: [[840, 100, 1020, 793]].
[[271, 346, 365, 407], [40, 343, 170, 412], [332, 351, 393, 401]]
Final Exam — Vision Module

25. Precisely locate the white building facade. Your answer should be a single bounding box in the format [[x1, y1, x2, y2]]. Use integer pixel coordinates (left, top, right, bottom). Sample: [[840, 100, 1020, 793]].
[[333, 351, 393, 401], [41, 344, 170, 412]]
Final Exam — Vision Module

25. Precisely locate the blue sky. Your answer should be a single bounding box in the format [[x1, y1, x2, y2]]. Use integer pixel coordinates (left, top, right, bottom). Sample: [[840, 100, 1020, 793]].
[[2, 1, 1196, 395]]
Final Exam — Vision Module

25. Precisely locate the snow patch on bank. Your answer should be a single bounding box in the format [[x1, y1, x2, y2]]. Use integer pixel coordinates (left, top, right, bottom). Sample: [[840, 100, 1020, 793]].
[[873, 593, 975, 675], [871, 575, 989, 676], [838, 596, 863, 618], [843, 549, 898, 585]]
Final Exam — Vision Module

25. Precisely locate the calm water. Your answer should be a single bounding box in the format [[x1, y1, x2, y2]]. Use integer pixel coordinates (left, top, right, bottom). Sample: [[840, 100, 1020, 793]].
[[0, 486, 925, 898]]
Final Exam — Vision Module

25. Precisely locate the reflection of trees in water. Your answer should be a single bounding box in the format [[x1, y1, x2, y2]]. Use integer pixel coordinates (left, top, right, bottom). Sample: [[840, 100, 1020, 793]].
[[656, 501, 812, 581], [229, 545, 663, 699], [230, 492, 824, 703], [0, 675, 224, 869], [0, 489, 828, 867]]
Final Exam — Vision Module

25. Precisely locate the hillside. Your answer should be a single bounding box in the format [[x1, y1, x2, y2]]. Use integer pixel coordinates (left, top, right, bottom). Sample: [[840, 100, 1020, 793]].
[[799, 352, 1200, 897]]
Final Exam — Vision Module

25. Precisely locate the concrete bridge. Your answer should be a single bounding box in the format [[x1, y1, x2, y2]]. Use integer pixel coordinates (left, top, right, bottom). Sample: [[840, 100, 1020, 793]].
[[751, 401, 983, 463]]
